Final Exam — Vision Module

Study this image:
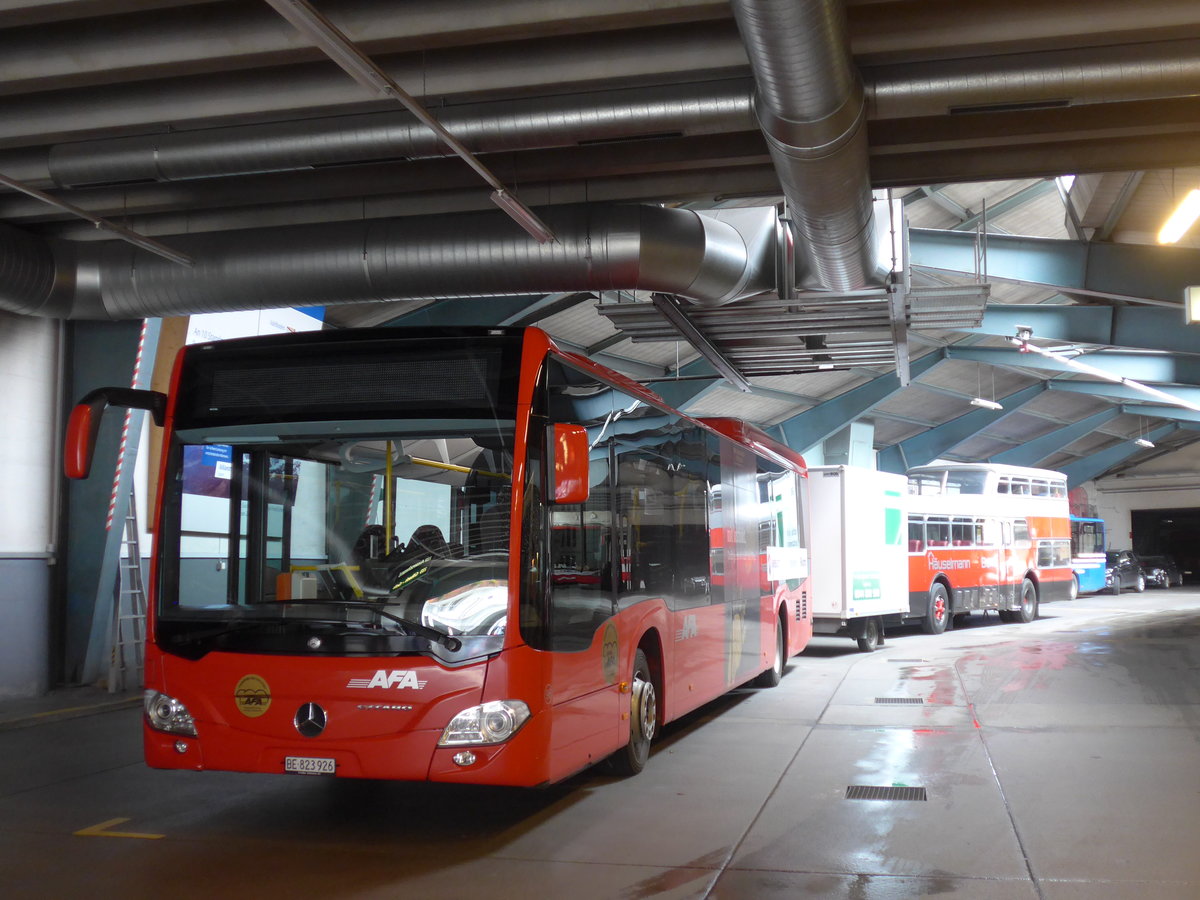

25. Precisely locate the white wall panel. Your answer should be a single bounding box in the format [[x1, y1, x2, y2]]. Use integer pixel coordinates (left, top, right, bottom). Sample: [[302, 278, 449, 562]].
[[0, 313, 59, 556]]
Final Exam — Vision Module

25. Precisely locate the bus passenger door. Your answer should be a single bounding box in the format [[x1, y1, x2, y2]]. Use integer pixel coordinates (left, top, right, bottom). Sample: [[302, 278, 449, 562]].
[[998, 520, 1018, 606], [978, 518, 1002, 608]]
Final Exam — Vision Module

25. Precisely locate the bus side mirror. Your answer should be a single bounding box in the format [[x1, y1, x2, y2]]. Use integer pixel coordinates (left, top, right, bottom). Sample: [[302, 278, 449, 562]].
[[551, 424, 589, 504], [64, 387, 167, 479]]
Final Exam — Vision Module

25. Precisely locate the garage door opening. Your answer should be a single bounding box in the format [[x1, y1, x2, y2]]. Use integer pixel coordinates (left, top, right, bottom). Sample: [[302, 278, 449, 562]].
[[1132, 508, 1200, 585]]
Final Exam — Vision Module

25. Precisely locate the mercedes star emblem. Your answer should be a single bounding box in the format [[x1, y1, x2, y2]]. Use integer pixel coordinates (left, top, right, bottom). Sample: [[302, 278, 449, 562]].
[[294, 702, 327, 738]]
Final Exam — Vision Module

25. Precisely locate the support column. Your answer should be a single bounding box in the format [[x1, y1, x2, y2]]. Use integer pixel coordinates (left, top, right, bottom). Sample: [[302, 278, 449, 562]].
[[0, 312, 60, 697]]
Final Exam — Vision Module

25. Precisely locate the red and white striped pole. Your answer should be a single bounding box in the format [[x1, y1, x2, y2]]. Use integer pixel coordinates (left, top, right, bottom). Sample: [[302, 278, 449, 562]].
[[105, 318, 150, 532]]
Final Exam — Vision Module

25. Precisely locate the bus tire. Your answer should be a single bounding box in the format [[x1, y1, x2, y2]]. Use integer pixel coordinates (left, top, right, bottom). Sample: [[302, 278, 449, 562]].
[[922, 584, 949, 635], [753, 615, 786, 687], [856, 617, 881, 652], [1068, 575, 1079, 601], [1015, 579, 1038, 623], [611, 649, 657, 776]]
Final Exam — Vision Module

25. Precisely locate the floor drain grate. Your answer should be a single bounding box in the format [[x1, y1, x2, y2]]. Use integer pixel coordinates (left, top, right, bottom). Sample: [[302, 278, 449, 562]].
[[875, 697, 925, 705], [846, 785, 928, 802]]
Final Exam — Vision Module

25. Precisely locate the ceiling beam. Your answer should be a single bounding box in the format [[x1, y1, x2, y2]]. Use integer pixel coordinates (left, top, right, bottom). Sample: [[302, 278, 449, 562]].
[[877, 382, 1047, 471], [910, 228, 1198, 308], [988, 407, 1121, 467], [1059, 423, 1183, 487], [1047, 379, 1200, 407], [775, 350, 946, 453], [969, 304, 1200, 355], [499, 292, 596, 327], [945, 345, 1200, 386], [950, 179, 1056, 232]]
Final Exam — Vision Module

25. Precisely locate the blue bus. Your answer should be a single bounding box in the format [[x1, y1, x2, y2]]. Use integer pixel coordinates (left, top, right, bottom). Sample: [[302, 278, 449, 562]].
[[1070, 516, 1107, 596]]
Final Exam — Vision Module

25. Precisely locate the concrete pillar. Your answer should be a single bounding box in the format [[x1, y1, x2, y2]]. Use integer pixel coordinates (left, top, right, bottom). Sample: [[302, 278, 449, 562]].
[[0, 312, 61, 698]]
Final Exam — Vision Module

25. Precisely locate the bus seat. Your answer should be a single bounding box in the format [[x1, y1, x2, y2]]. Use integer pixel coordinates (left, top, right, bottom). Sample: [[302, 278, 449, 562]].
[[909, 540, 924, 552], [928, 539, 949, 547]]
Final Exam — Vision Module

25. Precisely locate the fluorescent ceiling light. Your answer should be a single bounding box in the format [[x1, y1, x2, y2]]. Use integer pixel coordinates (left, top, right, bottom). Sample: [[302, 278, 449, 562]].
[[491, 189, 556, 244], [1157, 189, 1200, 244], [1134, 437, 1156, 448], [970, 397, 1003, 411]]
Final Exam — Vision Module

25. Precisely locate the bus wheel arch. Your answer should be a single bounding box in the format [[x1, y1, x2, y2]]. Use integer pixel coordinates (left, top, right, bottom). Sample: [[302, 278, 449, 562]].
[[611, 632, 663, 776], [753, 606, 787, 686], [1003, 577, 1039, 623]]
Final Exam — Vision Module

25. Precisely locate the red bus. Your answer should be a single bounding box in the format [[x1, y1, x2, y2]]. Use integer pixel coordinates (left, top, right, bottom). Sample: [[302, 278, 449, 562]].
[[905, 463, 1073, 633], [66, 327, 812, 786]]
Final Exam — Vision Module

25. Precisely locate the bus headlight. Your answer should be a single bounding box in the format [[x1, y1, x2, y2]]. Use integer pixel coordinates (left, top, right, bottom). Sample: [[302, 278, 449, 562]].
[[144, 690, 198, 737], [438, 700, 530, 746]]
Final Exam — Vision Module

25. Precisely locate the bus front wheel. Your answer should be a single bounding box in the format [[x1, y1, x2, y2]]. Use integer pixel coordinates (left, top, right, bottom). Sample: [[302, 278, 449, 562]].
[[611, 649, 657, 776], [753, 615, 786, 687], [922, 584, 949, 635]]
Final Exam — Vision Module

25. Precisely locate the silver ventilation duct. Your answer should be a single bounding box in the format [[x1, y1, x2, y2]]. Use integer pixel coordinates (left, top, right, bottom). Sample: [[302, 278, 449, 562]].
[[43, 80, 756, 189], [867, 38, 1200, 119], [0, 204, 777, 320], [731, 0, 885, 292], [6, 38, 1197, 192]]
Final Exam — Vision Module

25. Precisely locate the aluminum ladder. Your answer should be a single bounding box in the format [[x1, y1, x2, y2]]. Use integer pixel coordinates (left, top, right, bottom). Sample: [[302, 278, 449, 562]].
[[108, 491, 148, 694]]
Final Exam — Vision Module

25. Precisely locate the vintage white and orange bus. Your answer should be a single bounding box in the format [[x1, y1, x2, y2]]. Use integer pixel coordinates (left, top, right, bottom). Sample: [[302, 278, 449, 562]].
[[65, 326, 812, 786], [904, 463, 1073, 633]]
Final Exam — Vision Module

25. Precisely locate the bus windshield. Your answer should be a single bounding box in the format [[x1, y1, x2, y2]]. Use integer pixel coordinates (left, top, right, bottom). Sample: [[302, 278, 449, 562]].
[[157, 422, 514, 660]]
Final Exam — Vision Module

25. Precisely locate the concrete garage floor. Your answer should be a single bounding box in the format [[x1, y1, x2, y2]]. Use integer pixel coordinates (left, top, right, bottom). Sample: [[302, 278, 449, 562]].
[[2, 591, 1198, 899]]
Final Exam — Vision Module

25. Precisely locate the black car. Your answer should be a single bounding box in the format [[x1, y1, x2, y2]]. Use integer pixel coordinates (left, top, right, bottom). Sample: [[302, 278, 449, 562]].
[[1140, 555, 1182, 588], [1104, 550, 1145, 594]]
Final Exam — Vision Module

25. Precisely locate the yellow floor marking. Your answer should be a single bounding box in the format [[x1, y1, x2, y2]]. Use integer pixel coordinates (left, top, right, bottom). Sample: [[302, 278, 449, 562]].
[[74, 817, 165, 840]]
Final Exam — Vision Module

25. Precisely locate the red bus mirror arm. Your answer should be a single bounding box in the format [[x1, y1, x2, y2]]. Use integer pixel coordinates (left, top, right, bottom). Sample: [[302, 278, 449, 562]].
[[64, 387, 167, 479], [552, 424, 589, 504]]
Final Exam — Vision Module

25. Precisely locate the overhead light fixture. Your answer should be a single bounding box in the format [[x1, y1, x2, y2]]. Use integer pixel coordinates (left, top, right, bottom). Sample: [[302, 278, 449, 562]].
[[970, 362, 1002, 410], [1186, 285, 1200, 325], [1134, 437, 1156, 449], [1009, 327, 1200, 413], [491, 189, 556, 244], [1157, 188, 1200, 244]]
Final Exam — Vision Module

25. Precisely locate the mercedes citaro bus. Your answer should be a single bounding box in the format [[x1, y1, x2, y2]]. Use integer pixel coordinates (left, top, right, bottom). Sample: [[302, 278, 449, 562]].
[[67, 327, 812, 786]]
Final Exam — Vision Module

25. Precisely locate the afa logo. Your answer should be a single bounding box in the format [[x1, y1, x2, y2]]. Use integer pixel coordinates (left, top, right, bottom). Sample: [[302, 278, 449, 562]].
[[346, 670, 429, 690], [234, 674, 271, 718]]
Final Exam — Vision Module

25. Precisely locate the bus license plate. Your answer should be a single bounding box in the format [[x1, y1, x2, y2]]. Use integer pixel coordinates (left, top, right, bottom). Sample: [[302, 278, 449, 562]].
[[285, 756, 336, 775]]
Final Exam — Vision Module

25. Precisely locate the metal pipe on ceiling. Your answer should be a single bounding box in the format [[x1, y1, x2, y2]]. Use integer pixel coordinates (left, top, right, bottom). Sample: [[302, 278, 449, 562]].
[[0, 204, 775, 320], [42, 80, 756, 188], [730, 0, 884, 292], [866, 38, 1200, 119]]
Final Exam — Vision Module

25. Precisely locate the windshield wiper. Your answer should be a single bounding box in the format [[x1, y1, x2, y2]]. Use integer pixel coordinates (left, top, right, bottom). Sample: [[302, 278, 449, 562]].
[[280, 600, 463, 651]]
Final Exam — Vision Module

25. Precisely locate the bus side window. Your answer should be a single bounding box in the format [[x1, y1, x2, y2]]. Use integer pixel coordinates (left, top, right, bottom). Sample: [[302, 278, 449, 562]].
[[951, 517, 973, 546], [908, 516, 924, 552], [926, 518, 950, 547]]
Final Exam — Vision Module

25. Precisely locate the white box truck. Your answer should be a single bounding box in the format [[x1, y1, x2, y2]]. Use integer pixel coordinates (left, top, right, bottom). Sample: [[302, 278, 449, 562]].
[[807, 465, 909, 651]]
